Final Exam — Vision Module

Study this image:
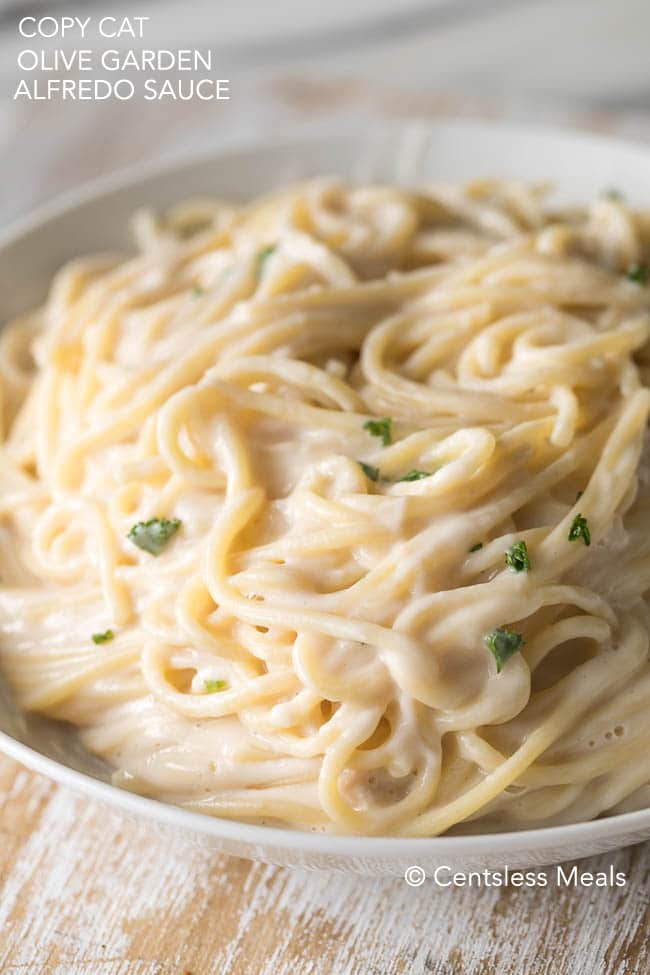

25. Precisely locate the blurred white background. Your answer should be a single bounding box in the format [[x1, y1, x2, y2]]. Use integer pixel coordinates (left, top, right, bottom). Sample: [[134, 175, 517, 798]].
[[1, 0, 650, 225]]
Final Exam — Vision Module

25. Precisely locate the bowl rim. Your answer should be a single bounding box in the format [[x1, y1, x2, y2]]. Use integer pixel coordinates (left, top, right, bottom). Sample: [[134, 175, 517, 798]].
[[6, 114, 650, 249], [3, 117, 650, 857], [3, 723, 650, 855]]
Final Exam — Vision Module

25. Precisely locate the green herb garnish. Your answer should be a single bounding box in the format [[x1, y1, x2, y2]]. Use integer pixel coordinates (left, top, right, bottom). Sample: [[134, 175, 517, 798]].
[[469, 542, 483, 553], [398, 469, 432, 482], [626, 263, 648, 285], [191, 285, 204, 297], [485, 627, 524, 673], [256, 245, 276, 277], [604, 189, 624, 202], [204, 679, 227, 693], [128, 517, 181, 556], [359, 462, 380, 482], [358, 463, 432, 484], [568, 513, 591, 546], [505, 540, 531, 573], [363, 417, 392, 447], [92, 629, 114, 645]]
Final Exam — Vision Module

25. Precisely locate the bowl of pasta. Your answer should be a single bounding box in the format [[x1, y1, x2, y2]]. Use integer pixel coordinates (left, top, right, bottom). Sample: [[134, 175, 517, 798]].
[[3, 120, 650, 875]]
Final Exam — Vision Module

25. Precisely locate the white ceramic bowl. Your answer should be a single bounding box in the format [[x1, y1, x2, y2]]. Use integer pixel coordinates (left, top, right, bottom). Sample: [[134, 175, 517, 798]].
[[3, 121, 650, 876]]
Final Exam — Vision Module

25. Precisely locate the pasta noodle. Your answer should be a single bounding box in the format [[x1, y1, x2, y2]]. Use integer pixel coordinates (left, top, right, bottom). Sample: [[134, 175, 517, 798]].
[[2, 178, 650, 836]]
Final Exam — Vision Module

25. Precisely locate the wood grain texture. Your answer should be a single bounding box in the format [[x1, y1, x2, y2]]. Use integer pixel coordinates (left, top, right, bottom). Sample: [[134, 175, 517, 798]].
[[0, 753, 649, 975]]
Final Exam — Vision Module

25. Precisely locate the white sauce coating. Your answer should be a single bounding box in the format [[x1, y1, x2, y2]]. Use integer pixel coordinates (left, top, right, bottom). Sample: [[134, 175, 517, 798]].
[[2, 179, 650, 835]]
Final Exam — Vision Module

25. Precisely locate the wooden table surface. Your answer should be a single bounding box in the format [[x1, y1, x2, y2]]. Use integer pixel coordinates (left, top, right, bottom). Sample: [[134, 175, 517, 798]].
[[1, 750, 648, 974]]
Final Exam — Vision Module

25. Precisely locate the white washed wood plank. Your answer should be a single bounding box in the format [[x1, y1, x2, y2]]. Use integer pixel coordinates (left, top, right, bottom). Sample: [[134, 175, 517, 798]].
[[1, 756, 649, 975]]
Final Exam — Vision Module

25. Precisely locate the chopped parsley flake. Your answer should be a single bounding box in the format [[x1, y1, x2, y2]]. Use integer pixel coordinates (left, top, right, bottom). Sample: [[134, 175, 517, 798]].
[[204, 679, 227, 693], [604, 189, 624, 202], [363, 417, 392, 447], [568, 513, 591, 546], [359, 462, 381, 482], [256, 245, 276, 276], [505, 540, 531, 573], [357, 463, 433, 484], [485, 627, 524, 673], [398, 469, 432, 482], [128, 517, 181, 556], [92, 629, 114, 645], [469, 542, 483, 553], [191, 285, 204, 297], [626, 263, 648, 285]]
